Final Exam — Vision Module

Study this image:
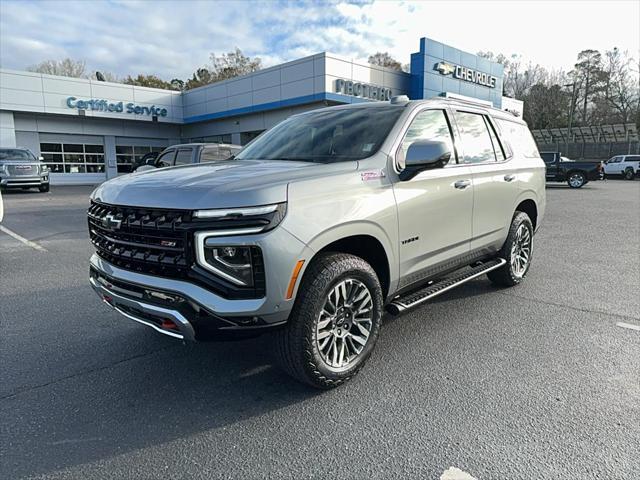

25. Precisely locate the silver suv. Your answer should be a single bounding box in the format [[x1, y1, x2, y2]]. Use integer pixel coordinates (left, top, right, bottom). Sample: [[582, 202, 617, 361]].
[[0, 148, 50, 192], [88, 97, 545, 388]]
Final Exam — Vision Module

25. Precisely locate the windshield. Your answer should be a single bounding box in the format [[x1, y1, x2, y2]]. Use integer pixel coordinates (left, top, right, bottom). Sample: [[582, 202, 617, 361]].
[[236, 106, 404, 163], [0, 149, 36, 162]]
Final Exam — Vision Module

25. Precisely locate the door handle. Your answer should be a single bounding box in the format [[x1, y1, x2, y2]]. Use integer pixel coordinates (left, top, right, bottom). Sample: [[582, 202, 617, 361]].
[[504, 174, 516, 182], [454, 179, 471, 189]]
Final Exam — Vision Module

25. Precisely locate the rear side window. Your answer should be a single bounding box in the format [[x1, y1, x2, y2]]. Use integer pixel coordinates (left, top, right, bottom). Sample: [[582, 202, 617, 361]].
[[540, 152, 556, 164], [174, 149, 193, 166], [624, 156, 640, 162], [455, 111, 496, 164], [200, 146, 233, 162], [495, 119, 539, 158]]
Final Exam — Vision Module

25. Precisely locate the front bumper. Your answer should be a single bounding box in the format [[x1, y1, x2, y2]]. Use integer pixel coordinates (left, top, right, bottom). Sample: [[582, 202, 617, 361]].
[[0, 175, 49, 188], [89, 240, 304, 341]]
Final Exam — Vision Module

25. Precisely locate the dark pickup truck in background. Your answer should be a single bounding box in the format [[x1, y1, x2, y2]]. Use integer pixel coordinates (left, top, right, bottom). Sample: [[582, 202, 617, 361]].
[[541, 152, 604, 188]]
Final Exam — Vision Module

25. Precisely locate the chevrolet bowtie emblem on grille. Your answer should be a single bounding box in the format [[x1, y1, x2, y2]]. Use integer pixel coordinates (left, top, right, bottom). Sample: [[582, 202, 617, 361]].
[[435, 62, 455, 76], [102, 214, 122, 230]]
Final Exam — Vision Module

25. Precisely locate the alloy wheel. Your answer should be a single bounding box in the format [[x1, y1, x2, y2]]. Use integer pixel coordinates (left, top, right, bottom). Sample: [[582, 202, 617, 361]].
[[569, 173, 584, 187], [510, 224, 532, 278], [315, 278, 373, 371]]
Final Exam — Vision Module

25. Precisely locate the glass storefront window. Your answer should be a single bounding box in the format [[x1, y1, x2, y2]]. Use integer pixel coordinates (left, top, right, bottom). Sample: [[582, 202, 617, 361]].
[[40, 142, 105, 174]]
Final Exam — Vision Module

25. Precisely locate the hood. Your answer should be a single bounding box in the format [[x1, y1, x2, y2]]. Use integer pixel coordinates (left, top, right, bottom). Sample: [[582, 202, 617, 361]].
[[92, 159, 354, 210]]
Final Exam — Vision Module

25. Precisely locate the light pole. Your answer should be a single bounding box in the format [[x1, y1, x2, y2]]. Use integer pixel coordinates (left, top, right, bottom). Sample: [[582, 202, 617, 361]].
[[563, 82, 578, 156]]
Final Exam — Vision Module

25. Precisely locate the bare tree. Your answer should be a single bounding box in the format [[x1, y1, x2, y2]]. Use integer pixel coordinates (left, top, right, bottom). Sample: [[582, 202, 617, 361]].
[[209, 48, 262, 82], [27, 58, 86, 77], [601, 48, 639, 124], [368, 52, 403, 71]]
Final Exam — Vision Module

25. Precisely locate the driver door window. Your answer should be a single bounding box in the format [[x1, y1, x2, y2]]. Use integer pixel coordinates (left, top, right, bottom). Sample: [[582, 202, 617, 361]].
[[156, 150, 175, 168], [397, 109, 455, 170]]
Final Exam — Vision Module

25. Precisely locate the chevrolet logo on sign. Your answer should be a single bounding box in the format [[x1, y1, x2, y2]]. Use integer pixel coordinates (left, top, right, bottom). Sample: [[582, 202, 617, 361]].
[[434, 61, 497, 88], [435, 62, 455, 76]]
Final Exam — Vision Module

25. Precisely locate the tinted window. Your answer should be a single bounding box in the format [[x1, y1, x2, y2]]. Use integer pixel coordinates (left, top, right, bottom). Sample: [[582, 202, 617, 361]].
[[540, 152, 556, 163], [495, 119, 539, 158], [156, 150, 175, 168], [236, 106, 404, 163], [624, 156, 640, 162], [397, 109, 454, 169], [456, 112, 496, 164], [174, 149, 193, 166]]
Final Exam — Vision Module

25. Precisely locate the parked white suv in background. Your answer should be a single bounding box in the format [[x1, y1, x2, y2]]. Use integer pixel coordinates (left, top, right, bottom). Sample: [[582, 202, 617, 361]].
[[604, 155, 640, 180]]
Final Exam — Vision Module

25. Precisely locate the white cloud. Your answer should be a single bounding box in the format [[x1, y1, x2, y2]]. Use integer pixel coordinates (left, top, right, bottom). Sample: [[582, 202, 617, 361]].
[[0, 0, 638, 80]]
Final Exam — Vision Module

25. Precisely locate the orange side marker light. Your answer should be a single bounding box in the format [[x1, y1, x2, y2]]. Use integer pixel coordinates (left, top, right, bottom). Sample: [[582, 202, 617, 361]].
[[285, 260, 305, 300]]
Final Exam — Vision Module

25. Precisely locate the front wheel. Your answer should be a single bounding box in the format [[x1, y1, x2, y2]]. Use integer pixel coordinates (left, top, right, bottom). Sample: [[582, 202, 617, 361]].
[[488, 211, 534, 287], [39, 184, 50, 193], [567, 172, 586, 188], [274, 253, 383, 389]]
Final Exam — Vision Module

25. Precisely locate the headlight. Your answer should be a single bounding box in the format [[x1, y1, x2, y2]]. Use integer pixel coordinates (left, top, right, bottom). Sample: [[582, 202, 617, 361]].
[[40, 164, 49, 174], [198, 244, 257, 286]]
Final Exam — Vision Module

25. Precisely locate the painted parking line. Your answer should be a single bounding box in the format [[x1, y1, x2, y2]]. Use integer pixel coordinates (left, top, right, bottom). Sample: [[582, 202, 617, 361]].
[[440, 467, 478, 480], [616, 322, 640, 332], [0, 225, 48, 252]]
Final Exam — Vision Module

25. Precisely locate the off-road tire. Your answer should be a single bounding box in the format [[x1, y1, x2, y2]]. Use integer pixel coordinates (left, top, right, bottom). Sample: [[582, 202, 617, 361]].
[[274, 252, 383, 389], [487, 211, 534, 287]]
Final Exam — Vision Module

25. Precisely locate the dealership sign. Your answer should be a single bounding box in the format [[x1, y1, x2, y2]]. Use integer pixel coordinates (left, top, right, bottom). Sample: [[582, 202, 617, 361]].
[[66, 97, 168, 117], [335, 79, 392, 101], [435, 62, 497, 89]]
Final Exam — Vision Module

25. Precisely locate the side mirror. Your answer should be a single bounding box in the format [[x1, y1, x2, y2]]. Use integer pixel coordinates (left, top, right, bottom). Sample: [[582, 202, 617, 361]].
[[399, 140, 452, 181], [145, 158, 157, 166]]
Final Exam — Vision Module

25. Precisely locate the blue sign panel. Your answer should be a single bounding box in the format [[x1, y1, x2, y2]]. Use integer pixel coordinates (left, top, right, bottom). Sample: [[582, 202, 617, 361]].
[[409, 37, 504, 107]]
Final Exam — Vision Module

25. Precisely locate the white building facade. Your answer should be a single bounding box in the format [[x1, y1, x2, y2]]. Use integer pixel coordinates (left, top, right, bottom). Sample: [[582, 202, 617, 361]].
[[1, 38, 511, 185]]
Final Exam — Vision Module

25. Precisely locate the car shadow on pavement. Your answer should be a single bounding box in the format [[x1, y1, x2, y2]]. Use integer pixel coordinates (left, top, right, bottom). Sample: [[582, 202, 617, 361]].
[[2, 330, 321, 478]]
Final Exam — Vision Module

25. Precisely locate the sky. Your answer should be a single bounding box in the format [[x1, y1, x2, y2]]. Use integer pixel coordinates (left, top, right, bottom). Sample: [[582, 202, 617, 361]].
[[0, 0, 638, 80]]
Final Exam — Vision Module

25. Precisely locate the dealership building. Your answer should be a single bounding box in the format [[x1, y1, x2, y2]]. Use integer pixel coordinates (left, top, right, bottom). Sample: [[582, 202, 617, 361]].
[[0, 37, 521, 184]]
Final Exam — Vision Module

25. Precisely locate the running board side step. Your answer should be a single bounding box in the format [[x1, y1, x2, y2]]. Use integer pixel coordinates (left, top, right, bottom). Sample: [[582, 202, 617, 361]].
[[387, 258, 506, 315]]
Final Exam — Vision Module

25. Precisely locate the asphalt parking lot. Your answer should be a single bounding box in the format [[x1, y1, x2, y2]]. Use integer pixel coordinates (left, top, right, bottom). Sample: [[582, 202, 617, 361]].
[[1, 180, 638, 480]]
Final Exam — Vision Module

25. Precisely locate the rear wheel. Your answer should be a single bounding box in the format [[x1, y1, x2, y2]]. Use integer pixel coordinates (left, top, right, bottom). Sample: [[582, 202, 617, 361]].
[[624, 168, 635, 180], [488, 211, 534, 287], [275, 253, 383, 389], [567, 172, 586, 188]]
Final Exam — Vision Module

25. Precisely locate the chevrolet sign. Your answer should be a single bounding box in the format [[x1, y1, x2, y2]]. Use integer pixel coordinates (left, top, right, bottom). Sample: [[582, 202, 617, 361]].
[[435, 62, 497, 89]]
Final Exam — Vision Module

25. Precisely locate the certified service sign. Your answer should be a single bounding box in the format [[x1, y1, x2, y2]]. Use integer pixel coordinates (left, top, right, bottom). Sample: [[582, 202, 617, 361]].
[[435, 62, 497, 89]]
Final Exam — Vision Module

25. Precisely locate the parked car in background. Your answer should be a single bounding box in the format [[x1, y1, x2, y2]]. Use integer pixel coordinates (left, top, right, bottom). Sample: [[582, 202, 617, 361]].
[[603, 154, 640, 180], [0, 148, 50, 192], [87, 97, 545, 388], [541, 151, 603, 188], [135, 143, 241, 172]]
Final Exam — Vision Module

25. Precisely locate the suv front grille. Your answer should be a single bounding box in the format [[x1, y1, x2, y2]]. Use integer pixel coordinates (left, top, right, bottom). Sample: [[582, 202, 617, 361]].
[[7, 164, 39, 176], [88, 200, 266, 299]]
